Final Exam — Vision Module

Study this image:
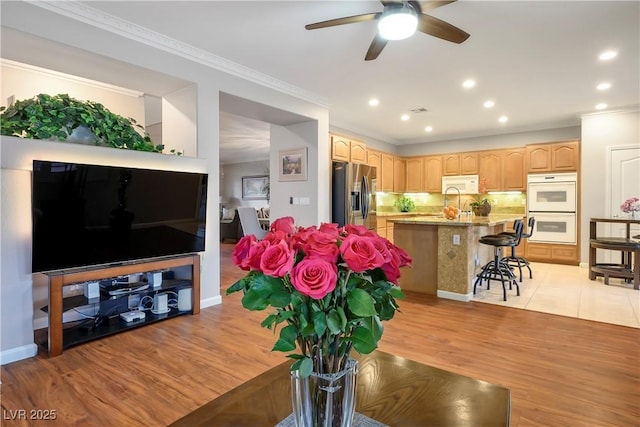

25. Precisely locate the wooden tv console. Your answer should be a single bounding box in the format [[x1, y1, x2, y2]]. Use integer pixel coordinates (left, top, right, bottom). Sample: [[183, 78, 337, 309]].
[[44, 254, 201, 357]]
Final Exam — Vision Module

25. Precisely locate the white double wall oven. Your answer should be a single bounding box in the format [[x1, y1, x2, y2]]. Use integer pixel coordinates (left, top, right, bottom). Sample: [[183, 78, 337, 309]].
[[527, 173, 578, 244]]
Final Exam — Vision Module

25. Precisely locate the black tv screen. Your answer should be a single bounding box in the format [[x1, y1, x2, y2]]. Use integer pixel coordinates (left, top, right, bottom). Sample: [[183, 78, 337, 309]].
[[31, 160, 207, 273]]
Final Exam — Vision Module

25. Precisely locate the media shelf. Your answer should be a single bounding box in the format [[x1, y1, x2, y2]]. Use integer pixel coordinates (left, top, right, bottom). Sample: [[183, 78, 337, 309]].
[[44, 254, 200, 357]]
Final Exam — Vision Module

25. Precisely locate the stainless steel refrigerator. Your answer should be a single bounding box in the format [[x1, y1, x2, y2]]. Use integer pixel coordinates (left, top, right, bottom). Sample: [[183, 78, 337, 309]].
[[332, 161, 377, 229]]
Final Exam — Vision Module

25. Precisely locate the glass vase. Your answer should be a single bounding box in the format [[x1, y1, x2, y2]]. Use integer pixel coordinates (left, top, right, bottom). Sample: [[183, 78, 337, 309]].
[[290, 359, 358, 427]]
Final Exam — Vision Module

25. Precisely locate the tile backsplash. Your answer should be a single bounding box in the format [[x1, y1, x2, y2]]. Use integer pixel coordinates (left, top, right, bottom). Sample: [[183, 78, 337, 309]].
[[376, 192, 526, 214]]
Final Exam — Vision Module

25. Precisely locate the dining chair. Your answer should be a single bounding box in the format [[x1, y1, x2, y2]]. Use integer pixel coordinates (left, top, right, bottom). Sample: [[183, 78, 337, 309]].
[[237, 207, 268, 240]]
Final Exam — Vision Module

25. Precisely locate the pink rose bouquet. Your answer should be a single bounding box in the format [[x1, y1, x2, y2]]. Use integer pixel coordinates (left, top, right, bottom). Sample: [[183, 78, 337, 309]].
[[227, 216, 411, 377], [620, 197, 640, 213]]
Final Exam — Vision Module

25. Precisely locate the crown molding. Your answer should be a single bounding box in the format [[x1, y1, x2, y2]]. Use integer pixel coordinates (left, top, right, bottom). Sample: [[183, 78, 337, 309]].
[[27, 1, 329, 109], [581, 105, 640, 119], [1, 59, 144, 98]]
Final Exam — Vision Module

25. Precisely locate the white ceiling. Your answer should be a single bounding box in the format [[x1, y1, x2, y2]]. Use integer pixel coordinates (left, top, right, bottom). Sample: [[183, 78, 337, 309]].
[[3, 1, 639, 163]]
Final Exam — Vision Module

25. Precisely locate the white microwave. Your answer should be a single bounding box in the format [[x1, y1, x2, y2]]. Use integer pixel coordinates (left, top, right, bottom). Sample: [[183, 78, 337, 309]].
[[442, 175, 479, 194]]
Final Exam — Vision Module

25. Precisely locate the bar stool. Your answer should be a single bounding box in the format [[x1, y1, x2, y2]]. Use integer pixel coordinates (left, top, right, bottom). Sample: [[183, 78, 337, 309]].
[[473, 221, 523, 301], [500, 217, 535, 282]]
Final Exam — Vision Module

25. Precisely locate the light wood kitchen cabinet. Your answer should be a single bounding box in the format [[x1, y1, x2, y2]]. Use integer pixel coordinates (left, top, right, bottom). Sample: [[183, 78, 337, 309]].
[[380, 153, 394, 192], [478, 151, 503, 191], [393, 157, 406, 193], [376, 217, 387, 239], [331, 134, 350, 162], [460, 152, 479, 174], [405, 157, 424, 192], [551, 141, 579, 171], [525, 242, 578, 265], [367, 150, 382, 188], [423, 156, 443, 193], [526, 140, 579, 172], [331, 134, 368, 163], [442, 153, 460, 176], [503, 148, 526, 191], [350, 139, 367, 164]]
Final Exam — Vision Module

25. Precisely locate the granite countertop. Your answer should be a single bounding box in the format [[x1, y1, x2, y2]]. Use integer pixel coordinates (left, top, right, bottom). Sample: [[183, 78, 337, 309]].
[[375, 212, 441, 217], [388, 214, 524, 227]]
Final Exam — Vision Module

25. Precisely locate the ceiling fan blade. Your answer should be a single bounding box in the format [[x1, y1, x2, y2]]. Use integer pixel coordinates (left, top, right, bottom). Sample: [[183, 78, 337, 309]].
[[416, 1, 457, 14], [365, 33, 389, 61], [417, 14, 470, 43], [305, 13, 380, 30]]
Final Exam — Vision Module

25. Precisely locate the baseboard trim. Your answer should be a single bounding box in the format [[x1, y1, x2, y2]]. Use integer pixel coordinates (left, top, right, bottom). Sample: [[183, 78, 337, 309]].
[[437, 290, 473, 302], [201, 295, 222, 309], [0, 343, 38, 365]]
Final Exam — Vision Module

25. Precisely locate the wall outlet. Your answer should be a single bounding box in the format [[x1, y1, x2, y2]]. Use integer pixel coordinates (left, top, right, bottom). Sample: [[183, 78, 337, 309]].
[[453, 234, 460, 245]]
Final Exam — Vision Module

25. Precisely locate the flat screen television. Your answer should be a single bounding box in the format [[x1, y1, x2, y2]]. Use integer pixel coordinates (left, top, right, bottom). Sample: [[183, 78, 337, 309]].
[[31, 160, 207, 273]]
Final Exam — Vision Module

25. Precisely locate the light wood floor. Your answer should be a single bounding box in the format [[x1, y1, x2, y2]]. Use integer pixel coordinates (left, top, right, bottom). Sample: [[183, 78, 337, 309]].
[[1, 243, 639, 426]]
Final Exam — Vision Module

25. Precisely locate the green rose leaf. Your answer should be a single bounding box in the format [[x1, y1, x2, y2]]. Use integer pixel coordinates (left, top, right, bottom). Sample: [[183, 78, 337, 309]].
[[269, 291, 291, 308], [241, 289, 269, 311], [388, 286, 405, 299], [351, 326, 378, 354], [313, 311, 327, 337], [261, 314, 277, 329], [347, 288, 377, 317], [326, 310, 343, 335], [290, 356, 313, 378], [272, 325, 297, 352]]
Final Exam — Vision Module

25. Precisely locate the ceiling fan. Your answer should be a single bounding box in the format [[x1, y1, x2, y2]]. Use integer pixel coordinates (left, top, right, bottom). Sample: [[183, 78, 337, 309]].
[[305, 1, 469, 61]]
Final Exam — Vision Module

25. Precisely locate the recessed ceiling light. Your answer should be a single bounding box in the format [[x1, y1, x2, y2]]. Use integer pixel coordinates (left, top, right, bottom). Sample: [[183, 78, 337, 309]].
[[483, 100, 495, 108], [596, 82, 611, 91], [595, 103, 608, 110], [401, 114, 410, 121], [498, 115, 508, 123], [599, 50, 618, 61], [424, 126, 433, 132], [462, 79, 476, 89], [369, 98, 380, 107]]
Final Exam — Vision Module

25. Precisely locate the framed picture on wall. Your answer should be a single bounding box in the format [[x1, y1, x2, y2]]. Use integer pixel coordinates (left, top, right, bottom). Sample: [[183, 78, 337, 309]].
[[278, 148, 307, 182], [242, 175, 269, 200]]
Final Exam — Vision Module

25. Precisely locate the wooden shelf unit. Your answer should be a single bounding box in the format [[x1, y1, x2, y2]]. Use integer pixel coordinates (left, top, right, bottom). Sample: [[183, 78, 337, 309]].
[[45, 254, 201, 357]]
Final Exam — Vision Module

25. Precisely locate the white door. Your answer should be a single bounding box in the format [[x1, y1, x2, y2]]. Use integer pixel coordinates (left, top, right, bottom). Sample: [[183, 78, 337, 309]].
[[603, 145, 640, 262]]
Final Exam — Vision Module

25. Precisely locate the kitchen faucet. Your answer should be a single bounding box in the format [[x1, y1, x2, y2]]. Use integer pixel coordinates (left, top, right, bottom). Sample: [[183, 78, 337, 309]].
[[444, 186, 462, 212]]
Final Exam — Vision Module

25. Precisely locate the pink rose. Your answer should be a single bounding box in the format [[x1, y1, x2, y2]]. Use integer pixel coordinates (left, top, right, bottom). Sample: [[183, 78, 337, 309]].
[[371, 237, 392, 264], [381, 261, 401, 284], [387, 242, 412, 268], [260, 241, 295, 277], [248, 240, 270, 270], [270, 216, 297, 236], [304, 230, 339, 263], [264, 230, 288, 246], [292, 226, 317, 251], [344, 224, 372, 236], [339, 234, 385, 272], [232, 235, 257, 271], [319, 223, 340, 238], [290, 257, 337, 299]]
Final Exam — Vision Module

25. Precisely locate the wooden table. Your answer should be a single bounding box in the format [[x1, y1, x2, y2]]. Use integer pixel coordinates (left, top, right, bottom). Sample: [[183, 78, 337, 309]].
[[169, 351, 510, 427], [589, 217, 640, 289]]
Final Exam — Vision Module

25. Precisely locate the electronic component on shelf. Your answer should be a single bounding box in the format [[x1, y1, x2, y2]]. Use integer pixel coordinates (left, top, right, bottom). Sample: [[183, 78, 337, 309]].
[[107, 284, 149, 296], [120, 311, 146, 323]]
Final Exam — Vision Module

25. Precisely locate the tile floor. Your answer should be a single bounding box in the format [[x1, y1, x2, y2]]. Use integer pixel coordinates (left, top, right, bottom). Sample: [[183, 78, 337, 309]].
[[471, 262, 640, 328]]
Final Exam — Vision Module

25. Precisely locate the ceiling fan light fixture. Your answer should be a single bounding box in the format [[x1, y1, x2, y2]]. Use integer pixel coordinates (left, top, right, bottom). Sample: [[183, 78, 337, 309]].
[[378, 4, 418, 41]]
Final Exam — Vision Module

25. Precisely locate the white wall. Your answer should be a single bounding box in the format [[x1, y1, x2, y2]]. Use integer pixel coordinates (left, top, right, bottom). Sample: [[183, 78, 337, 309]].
[[0, 2, 329, 363], [0, 61, 146, 127], [270, 121, 324, 227], [221, 160, 270, 211], [580, 109, 640, 263], [162, 85, 197, 156], [399, 126, 581, 156]]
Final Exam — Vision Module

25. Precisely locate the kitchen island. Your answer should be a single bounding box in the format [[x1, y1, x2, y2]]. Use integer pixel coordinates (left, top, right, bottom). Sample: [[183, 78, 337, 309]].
[[389, 214, 524, 300]]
